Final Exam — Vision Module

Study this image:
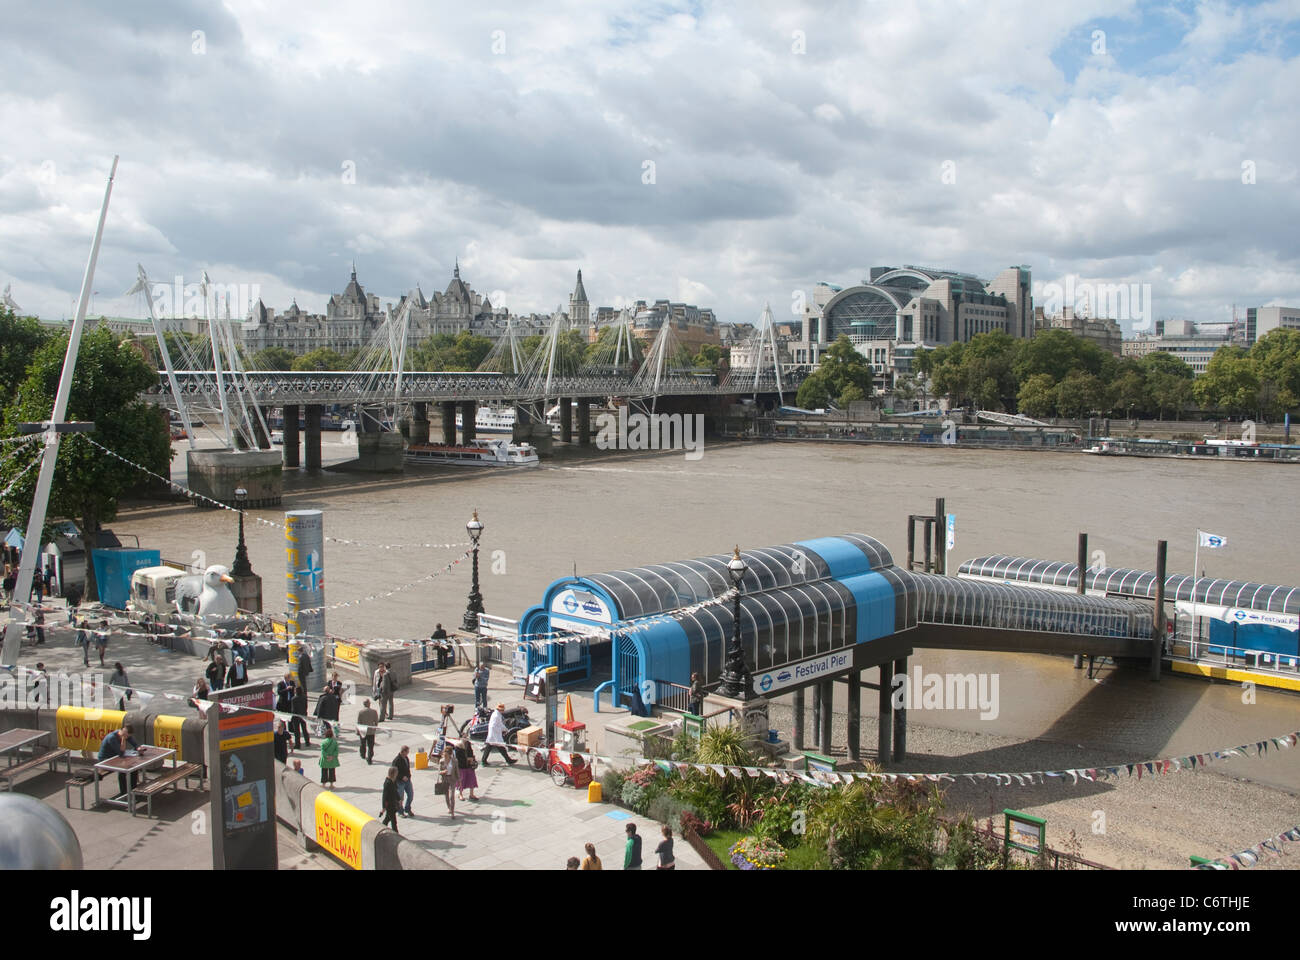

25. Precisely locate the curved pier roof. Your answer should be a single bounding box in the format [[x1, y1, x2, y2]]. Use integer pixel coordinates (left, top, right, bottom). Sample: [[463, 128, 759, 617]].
[[959, 555, 1300, 616]]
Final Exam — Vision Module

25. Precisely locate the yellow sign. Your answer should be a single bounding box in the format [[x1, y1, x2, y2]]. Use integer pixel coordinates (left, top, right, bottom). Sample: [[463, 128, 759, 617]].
[[220, 730, 273, 753], [314, 790, 372, 870], [153, 714, 186, 761], [56, 706, 126, 751], [288, 641, 302, 667], [334, 642, 360, 666]]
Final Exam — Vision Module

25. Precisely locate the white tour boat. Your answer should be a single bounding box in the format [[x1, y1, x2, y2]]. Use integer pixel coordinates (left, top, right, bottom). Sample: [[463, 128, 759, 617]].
[[455, 406, 560, 436], [405, 437, 540, 467]]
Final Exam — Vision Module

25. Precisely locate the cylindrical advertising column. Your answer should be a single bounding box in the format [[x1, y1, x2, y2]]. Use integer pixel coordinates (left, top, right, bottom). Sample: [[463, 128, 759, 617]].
[[285, 509, 326, 692]]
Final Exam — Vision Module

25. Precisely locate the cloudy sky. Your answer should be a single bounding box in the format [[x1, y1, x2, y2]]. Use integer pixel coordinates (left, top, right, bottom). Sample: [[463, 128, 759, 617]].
[[1, 0, 1297, 334]]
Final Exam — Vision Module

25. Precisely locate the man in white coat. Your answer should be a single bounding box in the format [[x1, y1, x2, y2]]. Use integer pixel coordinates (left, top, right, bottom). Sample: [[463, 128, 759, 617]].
[[480, 702, 517, 766]]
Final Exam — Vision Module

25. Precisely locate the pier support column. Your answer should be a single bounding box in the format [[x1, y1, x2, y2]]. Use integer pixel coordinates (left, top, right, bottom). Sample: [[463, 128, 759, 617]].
[[811, 683, 822, 748], [818, 680, 833, 755], [892, 657, 907, 762], [846, 669, 861, 762], [304, 404, 322, 473], [460, 401, 476, 444], [254, 406, 271, 449], [282, 404, 300, 468], [409, 401, 430, 445], [577, 400, 591, 446], [792, 687, 805, 750], [877, 664, 893, 764], [1151, 540, 1167, 682], [560, 397, 573, 443], [441, 402, 457, 444]]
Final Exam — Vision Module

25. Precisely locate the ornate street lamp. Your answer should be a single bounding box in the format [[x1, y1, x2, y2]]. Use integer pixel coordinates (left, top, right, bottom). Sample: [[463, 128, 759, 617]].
[[715, 545, 753, 700], [462, 510, 485, 640], [231, 487, 252, 577]]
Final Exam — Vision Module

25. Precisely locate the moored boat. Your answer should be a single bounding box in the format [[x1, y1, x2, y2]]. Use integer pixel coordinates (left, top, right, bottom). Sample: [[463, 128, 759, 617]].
[[405, 437, 540, 466]]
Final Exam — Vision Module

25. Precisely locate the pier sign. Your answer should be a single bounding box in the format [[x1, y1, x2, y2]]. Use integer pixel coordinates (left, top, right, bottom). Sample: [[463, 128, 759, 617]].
[[753, 649, 851, 696]]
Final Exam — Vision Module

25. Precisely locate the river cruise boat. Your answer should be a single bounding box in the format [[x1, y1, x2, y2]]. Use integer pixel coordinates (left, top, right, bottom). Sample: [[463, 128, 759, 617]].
[[1083, 437, 1300, 462], [406, 437, 539, 467]]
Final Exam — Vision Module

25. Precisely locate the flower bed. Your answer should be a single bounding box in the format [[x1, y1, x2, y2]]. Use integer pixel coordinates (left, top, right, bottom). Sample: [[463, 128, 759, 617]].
[[729, 835, 787, 870]]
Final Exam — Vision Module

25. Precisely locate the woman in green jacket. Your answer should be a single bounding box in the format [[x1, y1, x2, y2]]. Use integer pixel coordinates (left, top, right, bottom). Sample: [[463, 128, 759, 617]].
[[319, 723, 340, 788]]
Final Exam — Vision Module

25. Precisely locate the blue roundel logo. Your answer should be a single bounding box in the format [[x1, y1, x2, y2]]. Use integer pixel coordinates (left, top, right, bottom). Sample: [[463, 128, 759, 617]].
[[562, 596, 579, 613], [759, 674, 773, 692], [1233, 609, 1247, 620]]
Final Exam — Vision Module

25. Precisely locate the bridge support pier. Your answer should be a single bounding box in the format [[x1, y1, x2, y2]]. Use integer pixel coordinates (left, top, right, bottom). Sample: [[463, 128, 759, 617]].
[[559, 397, 572, 443], [460, 401, 476, 444], [254, 406, 272, 449], [818, 679, 833, 755], [409, 401, 430, 445], [441, 402, 457, 444], [892, 656, 907, 761], [305, 404, 322, 472], [846, 669, 860, 762], [792, 688, 805, 750], [577, 400, 591, 446], [283, 404, 300, 468], [877, 663, 893, 764]]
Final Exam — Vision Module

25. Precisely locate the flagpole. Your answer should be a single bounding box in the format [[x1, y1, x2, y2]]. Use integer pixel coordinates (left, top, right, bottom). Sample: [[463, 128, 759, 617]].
[[1192, 531, 1200, 659]]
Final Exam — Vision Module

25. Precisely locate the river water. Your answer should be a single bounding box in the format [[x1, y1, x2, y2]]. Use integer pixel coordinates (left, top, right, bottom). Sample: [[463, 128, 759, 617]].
[[125, 437, 1300, 790]]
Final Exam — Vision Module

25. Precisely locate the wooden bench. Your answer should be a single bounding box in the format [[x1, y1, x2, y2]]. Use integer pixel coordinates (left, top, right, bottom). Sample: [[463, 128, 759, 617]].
[[64, 766, 103, 810], [0, 748, 71, 791], [133, 762, 204, 817]]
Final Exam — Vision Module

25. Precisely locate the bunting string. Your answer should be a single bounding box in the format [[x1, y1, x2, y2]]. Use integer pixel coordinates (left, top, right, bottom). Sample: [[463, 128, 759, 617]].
[[71, 435, 472, 550], [1194, 825, 1300, 870]]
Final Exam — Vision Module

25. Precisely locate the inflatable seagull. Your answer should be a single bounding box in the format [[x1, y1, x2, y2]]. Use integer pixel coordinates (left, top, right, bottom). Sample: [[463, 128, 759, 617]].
[[174, 564, 238, 619]]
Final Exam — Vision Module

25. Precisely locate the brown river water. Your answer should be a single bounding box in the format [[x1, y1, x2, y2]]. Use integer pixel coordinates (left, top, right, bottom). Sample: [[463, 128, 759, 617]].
[[121, 436, 1300, 792]]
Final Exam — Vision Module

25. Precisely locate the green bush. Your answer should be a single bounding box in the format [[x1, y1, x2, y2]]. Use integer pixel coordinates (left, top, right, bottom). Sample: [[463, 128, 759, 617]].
[[779, 842, 830, 871], [600, 768, 626, 804], [647, 795, 700, 831], [666, 776, 728, 826], [621, 780, 650, 814]]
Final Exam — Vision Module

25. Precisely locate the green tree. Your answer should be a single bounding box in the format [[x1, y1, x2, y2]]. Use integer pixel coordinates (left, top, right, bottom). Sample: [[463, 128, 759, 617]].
[[1017, 373, 1057, 418], [795, 369, 833, 409], [1055, 371, 1108, 418], [1249, 329, 1300, 417], [516, 330, 588, 376], [693, 343, 724, 375], [1012, 328, 1107, 383], [1, 328, 173, 601], [1195, 346, 1258, 415], [249, 346, 296, 371], [1109, 369, 1149, 418], [0, 307, 53, 401], [291, 347, 347, 371], [810, 336, 874, 407], [585, 324, 645, 371]]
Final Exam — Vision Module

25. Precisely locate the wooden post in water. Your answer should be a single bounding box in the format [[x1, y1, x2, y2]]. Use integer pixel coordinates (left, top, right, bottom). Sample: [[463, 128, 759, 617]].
[[906, 518, 916, 572], [1074, 532, 1087, 669], [1151, 539, 1167, 681]]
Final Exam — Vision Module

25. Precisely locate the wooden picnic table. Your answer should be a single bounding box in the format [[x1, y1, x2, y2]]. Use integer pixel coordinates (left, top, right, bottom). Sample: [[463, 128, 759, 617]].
[[0, 728, 51, 766], [94, 745, 176, 816]]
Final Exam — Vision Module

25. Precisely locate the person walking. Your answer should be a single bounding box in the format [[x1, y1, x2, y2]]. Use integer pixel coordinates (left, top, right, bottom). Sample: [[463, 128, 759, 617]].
[[581, 842, 602, 870], [192, 677, 210, 701], [206, 653, 226, 692], [654, 825, 675, 870], [31, 662, 50, 713], [1, 565, 14, 607], [381, 766, 401, 833], [481, 702, 517, 766], [565, 857, 580, 870], [32, 607, 44, 645], [296, 643, 314, 689], [439, 745, 459, 819], [76, 618, 90, 666], [392, 745, 414, 817], [623, 823, 642, 870], [472, 661, 490, 711], [435, 704, 455, 754], [325, 671, 344, 700], [226, 655, 249, 688], [273, 719, 292, 764], [93, 620, 109, 667], [318, 722, 339, 788], [314, 684, 340, 734], [376, 662, 396, 721], [108, 662, 132, 712], [454, 738, 479, 801], [356, 698, 379, 764], [289, 684, 311, 749], [689, 672, 705, 716]]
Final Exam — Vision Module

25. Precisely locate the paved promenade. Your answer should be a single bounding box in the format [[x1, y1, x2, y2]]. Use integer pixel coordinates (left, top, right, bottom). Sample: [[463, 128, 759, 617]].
[[5, 608, 703, 870]]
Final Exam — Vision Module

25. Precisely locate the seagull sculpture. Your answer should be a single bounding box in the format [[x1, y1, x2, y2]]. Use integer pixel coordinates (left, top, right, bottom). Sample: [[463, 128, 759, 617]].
[[174, 564, 237, 619]]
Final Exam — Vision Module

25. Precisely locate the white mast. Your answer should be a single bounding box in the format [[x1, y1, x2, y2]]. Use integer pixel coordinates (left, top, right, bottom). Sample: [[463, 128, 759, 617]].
[[201, 270, 233, 447], [128, 264, 195, 449], [2, 156, 118, 666]]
